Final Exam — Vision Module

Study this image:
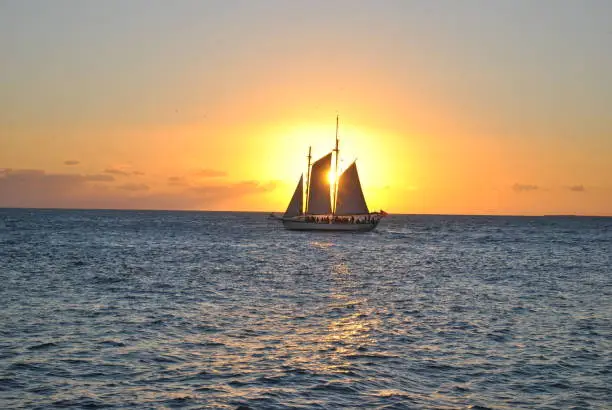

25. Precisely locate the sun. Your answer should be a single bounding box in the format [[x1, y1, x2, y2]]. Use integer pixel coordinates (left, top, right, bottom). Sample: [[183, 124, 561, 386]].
[[327, 170, 336, 185]]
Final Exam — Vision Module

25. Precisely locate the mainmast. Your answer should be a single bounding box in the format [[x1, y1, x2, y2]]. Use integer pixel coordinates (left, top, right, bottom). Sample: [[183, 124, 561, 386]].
[[304, 146, 312, 214], [332, 115, 339, 215]]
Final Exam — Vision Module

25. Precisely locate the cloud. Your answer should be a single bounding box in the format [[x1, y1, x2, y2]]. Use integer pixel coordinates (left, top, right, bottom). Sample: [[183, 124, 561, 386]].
[[513, 183, 539, 192], [0, 169, 114, 208], [84, 174, 115, 182], [103, 166, 144, 177], [166, 170, 231, 189], [117, 183, 149, 192], [64, 160, 80, 166], [568, 185, 585, 192], [194, 169, 227, 178], [169, 172, 230, 186], [0, 169, 115, 183], [168, 176, 187, 186], [103, 168, 131, 176], [0, 168, 276, 210], [5, 169, 45, 177], [190, 180, 276, 200]]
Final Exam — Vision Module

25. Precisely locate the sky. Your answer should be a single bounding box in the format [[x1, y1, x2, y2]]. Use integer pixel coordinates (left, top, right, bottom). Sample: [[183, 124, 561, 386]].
[[1, 0, 611, 215]]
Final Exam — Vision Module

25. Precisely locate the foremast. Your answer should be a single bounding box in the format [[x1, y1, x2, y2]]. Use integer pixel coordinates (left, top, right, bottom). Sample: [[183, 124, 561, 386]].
[[304, 146, 312, 214]]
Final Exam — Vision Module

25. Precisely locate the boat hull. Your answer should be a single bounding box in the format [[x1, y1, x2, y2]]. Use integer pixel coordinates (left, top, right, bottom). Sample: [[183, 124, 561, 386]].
[[282, 219, 379, 232]]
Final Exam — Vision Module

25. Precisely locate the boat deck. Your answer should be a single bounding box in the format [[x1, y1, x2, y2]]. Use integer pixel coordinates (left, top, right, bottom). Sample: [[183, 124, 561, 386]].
[[282, 218, 379, 232]]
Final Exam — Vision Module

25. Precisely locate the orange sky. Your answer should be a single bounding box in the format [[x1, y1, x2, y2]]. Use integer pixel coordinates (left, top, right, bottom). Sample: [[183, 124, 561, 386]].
[[1, 1, 611, 215]]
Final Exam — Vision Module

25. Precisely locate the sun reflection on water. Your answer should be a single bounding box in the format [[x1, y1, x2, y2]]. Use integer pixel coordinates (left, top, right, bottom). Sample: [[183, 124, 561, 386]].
[[278, 261, 385, 377], [150, 256, 392, 404]]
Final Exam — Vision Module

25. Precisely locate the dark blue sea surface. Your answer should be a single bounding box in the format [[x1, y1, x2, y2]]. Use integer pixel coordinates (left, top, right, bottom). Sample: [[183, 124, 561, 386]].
[[0, 209, 610, 409]]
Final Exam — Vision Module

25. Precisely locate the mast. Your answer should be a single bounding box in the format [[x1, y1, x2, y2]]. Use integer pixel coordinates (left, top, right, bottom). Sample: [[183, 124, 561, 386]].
[[305, 146, 312, 214], [332, 115, 339, 215]]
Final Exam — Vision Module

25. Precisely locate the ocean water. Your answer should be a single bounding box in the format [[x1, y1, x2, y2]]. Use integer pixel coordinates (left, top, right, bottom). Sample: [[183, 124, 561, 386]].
[[0, 209, 610, 409]]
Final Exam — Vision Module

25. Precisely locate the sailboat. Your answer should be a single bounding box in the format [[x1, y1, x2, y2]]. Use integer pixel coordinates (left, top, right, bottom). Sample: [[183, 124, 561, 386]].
[[281, 117, 387, 232]]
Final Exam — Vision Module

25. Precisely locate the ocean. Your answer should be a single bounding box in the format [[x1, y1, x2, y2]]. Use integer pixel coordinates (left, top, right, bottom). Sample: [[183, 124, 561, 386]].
[[0, 209, 610, 409]]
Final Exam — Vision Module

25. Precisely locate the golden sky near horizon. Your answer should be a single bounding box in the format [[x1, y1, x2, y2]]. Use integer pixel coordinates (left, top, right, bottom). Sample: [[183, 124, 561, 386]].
[[1, 1, 611, 215]]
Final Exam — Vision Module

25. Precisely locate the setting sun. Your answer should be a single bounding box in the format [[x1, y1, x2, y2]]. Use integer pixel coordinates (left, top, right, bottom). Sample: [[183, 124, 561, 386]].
[[327, 170, 336, 185], [0, 1, 610, 216]]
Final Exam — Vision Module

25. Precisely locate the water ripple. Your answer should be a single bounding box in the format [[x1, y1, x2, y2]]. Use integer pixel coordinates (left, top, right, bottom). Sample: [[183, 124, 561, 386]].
[[0, 210, 610, 409]]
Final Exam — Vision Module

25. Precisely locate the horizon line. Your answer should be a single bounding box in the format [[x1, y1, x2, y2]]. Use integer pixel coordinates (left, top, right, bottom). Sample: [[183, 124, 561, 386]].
[[0, 206, 610, 218]]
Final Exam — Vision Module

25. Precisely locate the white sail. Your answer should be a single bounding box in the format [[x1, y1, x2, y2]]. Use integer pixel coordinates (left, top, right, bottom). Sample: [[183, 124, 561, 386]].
[[335, 162, 369, 215], [284, 174, 303, 218], [307, 152, 332, 214]]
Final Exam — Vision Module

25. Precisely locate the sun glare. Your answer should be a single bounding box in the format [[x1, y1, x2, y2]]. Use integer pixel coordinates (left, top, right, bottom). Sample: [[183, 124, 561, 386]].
[[327, 170, 336, 185]]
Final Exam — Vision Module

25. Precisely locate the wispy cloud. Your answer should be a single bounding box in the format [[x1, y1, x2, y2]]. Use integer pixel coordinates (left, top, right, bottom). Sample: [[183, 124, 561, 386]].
[[0, 169, 115, 208], [0, 168, 276, 210], [85, 174, 115, 182], [103, 168, 131, 176], [168, 176, 187, 186], [0, 169, 114, 183], [4, 169, 44, 177], [190, 180, 275, 199], [103, 167, 143, 177], [513, 183, 539, 192], [568, 185, 585, 192], [64, 160, 80, 166], [117, 183, 149, 191]]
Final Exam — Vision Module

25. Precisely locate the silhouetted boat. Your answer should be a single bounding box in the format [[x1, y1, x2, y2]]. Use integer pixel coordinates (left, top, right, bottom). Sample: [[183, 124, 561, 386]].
[[281, 117, 387, 232]]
